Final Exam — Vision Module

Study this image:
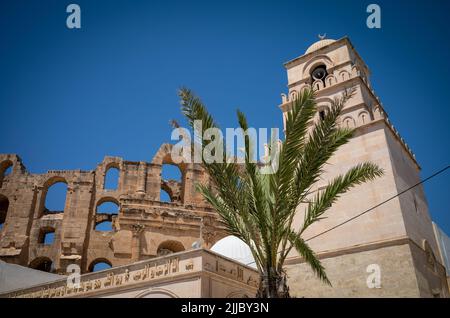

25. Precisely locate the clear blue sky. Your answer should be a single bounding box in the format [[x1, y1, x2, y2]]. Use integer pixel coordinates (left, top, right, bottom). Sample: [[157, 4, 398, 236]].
[[1, 0, 449, 233]]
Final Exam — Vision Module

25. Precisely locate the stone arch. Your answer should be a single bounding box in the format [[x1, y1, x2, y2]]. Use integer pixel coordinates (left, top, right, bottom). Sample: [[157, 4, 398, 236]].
[[0, 160, 14, 187], [157, 240, 185, 256], [300, 84, 312, 94], [0, 194, 9, 230], [226, 291, 250, 298], [104, 163, 120, 191], [152, 144, 186, 168], [342, 116, 356, 129], [351, 65, 360, 77], [358, 110, 371, 125], [373, 105, 384, 120], [0, 160, 13, 177], [153, 144, 186, 203], [339, 70, 351, 82], [135, 288, 179, 298], [29, 256, 54, 272], [160, 163, 183, 203], [88, 258, 112, 272], [302, 55, 334, 79], [40, 177, 68, 217], [94, 198, 119, 231], [95, 196, 120, 208], [289, 90, 298, 101], [325, 74, 337, 87], [315, 96, 334, 105], [312, 79, 324, 91], [152, 144, 188, 200]]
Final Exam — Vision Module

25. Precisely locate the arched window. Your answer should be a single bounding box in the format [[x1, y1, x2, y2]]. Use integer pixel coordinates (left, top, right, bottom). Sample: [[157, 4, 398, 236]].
[[29, 257, 53, 273], [157, 240, 185, 256], [94, 201, 119, 231], [0, 195, 9, 230], [160, 164, 182, 203], [104, 167, 120, 190], [38, 227, 56, 245], [89, 259, 112, 272], [43, 181, 67, 215], [310, 65, 328, 86]]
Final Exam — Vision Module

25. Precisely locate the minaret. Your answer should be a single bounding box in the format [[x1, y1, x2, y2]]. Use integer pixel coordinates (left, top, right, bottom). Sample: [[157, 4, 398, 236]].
[[280, 36, 449, 297]]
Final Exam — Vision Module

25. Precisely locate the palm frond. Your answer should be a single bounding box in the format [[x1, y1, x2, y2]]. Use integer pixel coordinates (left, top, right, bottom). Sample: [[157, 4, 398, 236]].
[[301, 162, 384, 234], [288, 231, 331, 286]]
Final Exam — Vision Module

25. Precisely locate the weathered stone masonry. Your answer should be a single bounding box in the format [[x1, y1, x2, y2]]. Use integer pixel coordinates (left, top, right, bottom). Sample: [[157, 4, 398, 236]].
[[0, 144, 227, 274]]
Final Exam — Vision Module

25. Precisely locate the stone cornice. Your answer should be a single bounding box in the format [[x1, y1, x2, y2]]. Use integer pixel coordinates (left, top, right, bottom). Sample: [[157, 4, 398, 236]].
[[0, 249, 259, 298]]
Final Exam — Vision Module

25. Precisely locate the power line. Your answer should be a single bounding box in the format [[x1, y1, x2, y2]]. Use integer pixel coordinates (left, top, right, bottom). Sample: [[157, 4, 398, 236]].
[[305, 164, 449, 242], [244, 164, 450, 266]]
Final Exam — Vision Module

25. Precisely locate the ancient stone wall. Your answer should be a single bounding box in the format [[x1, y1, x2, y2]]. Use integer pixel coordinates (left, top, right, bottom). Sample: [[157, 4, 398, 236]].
[[0, 144, 227, 274]]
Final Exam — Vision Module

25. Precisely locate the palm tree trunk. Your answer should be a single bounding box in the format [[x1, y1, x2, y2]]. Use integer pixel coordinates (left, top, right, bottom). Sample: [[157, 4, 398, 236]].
[[256, 268, 290, 298]]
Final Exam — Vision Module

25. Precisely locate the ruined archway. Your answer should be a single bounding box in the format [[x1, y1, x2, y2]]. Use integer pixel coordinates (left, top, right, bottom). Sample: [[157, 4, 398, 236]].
[[29, 257, 54, 273], [40, 177, 68, 216], [94, 199, 119, 231], [38, 226, 56, 245], [157, 240, 185, 256], [0, 194, 9, 230]]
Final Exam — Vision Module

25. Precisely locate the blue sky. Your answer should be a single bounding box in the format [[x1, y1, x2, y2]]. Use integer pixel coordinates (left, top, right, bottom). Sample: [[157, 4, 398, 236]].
[[1, 0, 449, 234]]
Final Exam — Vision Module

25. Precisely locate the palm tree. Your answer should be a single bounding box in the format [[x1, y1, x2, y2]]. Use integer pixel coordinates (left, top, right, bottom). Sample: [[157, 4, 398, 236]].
[[178, 87, 383, 298]]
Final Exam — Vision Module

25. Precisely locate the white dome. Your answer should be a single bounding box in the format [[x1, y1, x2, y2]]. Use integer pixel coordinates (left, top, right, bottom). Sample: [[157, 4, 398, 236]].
[[211, 236, 256, 268], [305, 39, 336, 54]]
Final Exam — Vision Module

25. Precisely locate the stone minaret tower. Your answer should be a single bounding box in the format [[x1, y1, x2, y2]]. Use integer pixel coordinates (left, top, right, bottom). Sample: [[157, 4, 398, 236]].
[[280, 37, 449, 297]]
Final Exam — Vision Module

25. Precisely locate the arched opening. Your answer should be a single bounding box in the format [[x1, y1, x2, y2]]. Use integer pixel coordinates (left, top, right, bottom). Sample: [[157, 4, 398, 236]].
[[38, 227, 56, 245], [29, 257, 54, 273], [43, 181, 67, 215], [157, 240, 185, 256], [3, 166, 12, 176], [88, 259, 112, 272], [211, 235, 256, 268], [0, 161, 13, 187], [94, 200, 119, 231], [310, 65, 328, 87], [104, 167, 120, 190], [136, 289, 179, 298], [0, 195, 9, 230], [161, 164, 182, 182], [319, 110, 326, 121], [160, 164, 182, 203]]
